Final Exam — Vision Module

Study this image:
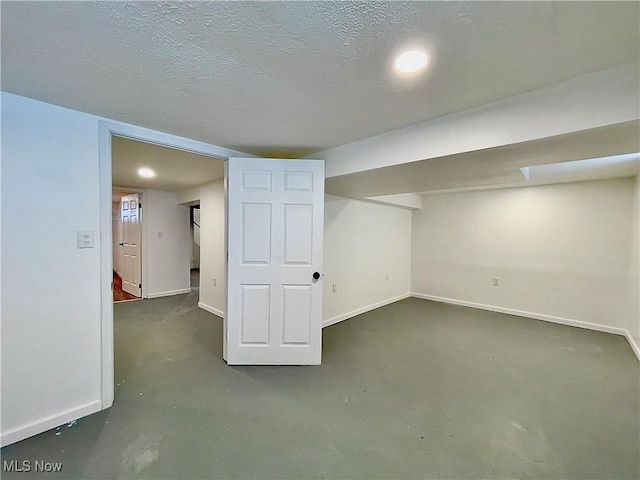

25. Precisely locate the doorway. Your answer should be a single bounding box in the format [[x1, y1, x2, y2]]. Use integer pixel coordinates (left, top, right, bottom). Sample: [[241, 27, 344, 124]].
[[99, 120, 234, 408], [99, 121, 325, 407]]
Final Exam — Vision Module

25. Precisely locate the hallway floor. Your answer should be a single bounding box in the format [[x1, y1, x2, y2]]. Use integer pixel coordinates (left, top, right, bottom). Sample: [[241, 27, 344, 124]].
[[112, 271, 139, 303], [1, 292, 638, 479]]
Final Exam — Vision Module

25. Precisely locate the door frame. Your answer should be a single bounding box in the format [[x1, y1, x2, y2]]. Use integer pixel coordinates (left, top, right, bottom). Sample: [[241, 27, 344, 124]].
[[98, 120, 249, 409], [113, 188, 144, 297], [189, 204, 201, 270]]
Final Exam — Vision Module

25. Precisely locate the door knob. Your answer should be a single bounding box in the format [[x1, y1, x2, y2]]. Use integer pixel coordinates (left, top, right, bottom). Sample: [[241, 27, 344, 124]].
[[313, 272, 321, 280]]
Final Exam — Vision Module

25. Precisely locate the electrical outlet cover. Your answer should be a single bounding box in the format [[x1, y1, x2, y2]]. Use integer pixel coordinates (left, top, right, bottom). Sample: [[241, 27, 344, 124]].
[[77, 230, 94, 248]]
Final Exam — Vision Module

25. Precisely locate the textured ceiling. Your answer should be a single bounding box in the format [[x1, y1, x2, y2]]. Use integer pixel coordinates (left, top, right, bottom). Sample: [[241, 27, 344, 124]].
[[112, 136, 224, 191], [2, 1, 639, 158]]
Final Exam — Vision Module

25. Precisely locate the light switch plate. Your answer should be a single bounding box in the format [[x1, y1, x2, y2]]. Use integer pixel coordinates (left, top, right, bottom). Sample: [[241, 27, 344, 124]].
[[77, 230, 94, 249]]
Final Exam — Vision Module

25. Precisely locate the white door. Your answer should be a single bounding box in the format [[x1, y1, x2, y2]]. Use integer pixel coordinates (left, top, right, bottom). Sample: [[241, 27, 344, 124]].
[[120, 193, 142, 297], [226, 158, 324, 365]]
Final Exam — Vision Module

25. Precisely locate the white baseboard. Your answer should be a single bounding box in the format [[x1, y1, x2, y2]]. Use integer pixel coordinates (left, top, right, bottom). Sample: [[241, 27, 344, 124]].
[[411, 292, 640, 361], [199, 293, 412, 328], [1, 400, 102, 448], [198, 302, 225, 318], [146, 288, 191, 299], [322, 293, 411, 328], [624, 331, 640, 362]]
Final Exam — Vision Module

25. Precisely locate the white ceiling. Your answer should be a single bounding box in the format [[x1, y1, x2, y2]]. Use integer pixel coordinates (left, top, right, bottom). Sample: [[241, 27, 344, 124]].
[[2, 1, 638, 158], [112, 136, 224, 191]]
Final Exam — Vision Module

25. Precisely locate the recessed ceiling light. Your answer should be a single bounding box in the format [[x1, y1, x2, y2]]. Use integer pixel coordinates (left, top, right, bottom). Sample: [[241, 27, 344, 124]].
[[138, 167, 156, 178], [394, 50, 428, 73]]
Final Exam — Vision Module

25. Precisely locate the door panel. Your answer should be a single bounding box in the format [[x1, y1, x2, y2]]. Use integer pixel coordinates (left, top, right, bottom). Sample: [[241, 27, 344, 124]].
[[226, 158, 324, 365], [240, 285, 271, 345], [242, 203, 272, 264], [282, 285, 312, 344], [283, 204, 313, 264]]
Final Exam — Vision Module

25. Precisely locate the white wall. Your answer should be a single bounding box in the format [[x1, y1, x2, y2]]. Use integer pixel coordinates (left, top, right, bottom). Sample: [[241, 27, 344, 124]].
[[323, 196, 412, 325], [412, 178, 635, 333], [177, 186, 415, 325], [178, 180, 226, 317], [630, 174, 640, 347], [1, 92, 103, 445], [142, 189, 191, 298]]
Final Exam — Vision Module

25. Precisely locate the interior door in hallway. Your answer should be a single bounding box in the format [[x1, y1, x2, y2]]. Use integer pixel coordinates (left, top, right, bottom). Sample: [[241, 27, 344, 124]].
[[120, 193, 142, 297], [226, 158, 325, 365]]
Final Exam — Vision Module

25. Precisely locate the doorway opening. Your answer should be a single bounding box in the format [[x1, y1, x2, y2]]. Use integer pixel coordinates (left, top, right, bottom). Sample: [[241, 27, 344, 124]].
[[101, 120, 232, 407]]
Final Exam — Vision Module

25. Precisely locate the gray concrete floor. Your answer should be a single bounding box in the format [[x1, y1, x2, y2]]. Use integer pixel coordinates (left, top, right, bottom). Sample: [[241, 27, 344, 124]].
[[2, 289, 639, 479]]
